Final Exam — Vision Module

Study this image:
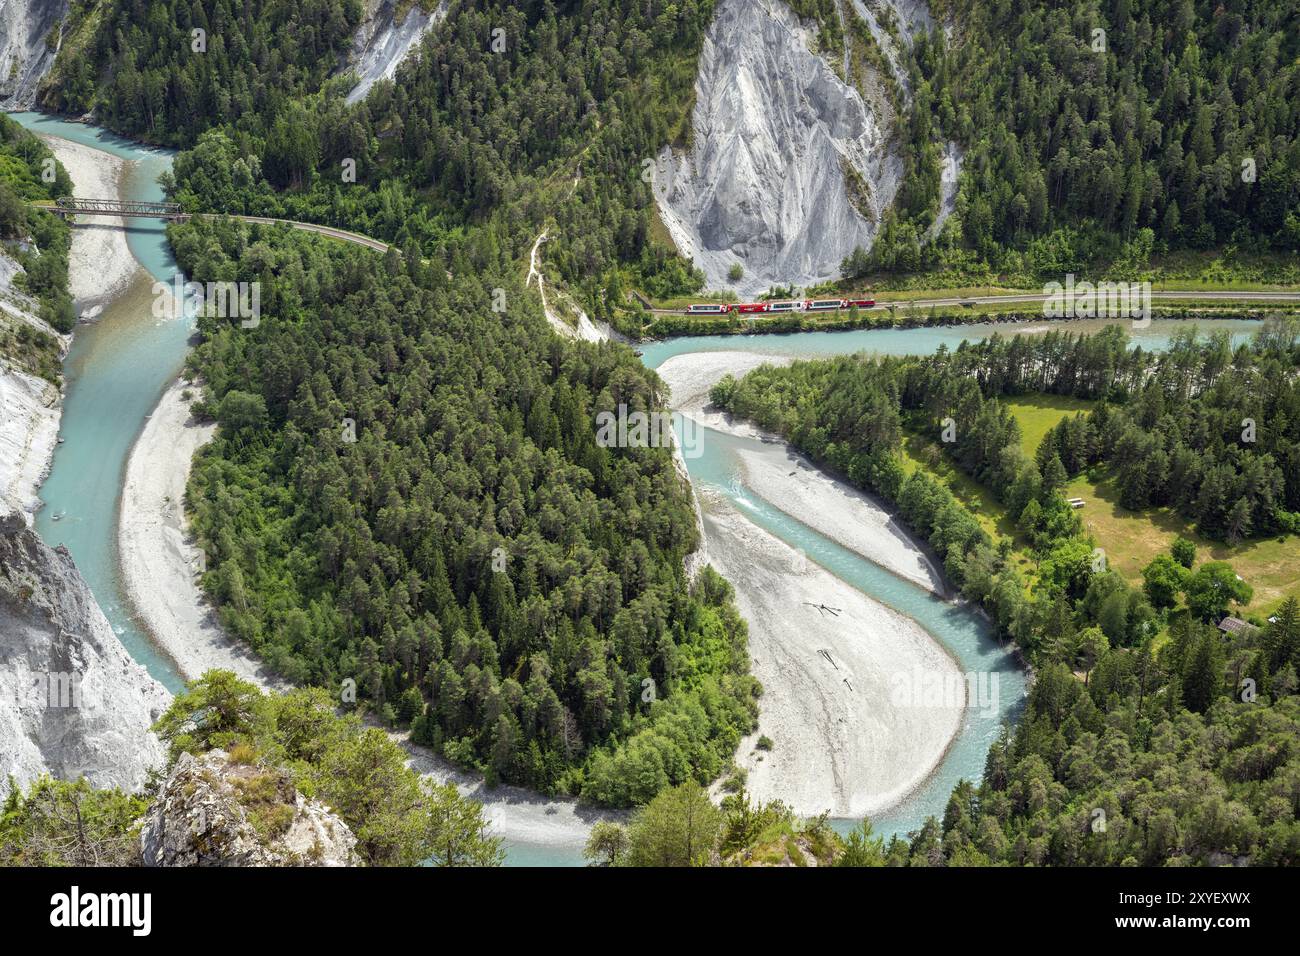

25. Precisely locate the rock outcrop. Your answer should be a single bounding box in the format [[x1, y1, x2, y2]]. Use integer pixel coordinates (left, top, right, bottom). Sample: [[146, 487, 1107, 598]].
[[0, 251, 65, 515], [654, 0, 962, 296], [343, 0, 448, 105], [653, 0, 904, 297], [141, 750, 359, 867], [0, 506, 169, 793], [0, 0, 68, 109], [0, 366, 60, 514]]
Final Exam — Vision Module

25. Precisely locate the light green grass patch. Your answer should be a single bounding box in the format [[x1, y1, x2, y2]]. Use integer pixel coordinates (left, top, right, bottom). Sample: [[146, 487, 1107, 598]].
[[1066, 470, 1300, 616], [1002, 394, 1095, 458]]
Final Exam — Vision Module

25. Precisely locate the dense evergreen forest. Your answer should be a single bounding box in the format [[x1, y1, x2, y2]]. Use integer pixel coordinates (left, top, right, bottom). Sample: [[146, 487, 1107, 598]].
[[173, 216, 756, 805], [46, 0, 712, 327], [43, 0, 364, 144], [853, 0, 1300, 279], [0, 115, 76, 360], [711, 323, 1300, 863]]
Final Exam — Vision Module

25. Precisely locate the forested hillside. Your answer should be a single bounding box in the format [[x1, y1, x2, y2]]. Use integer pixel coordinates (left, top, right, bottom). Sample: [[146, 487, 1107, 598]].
[[173, 216, 756, 805], [712, 322, 1300, 863], [47, 0, 711, 325], [42, 0, 364, 144], [847, 0, 1300, 281], [0, 116, 75, 330]]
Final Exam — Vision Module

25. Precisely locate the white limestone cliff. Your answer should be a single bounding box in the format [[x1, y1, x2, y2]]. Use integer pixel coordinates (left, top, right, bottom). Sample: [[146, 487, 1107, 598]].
[[654, 0, 962, 296], [0, 0, 67, 109], [343, 0, 448, 105], [653, 0, 904, 297], [0, 506, 170, 795], [0, 251, 67, 516]]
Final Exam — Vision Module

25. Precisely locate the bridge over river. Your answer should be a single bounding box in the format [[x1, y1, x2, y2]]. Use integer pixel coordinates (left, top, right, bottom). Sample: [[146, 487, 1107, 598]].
[[41, 197, 392, 253]]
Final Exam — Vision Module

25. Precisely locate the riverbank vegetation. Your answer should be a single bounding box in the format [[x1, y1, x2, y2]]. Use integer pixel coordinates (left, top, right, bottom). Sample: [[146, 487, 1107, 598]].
[[582, 781, 878, 866], [1, 671, 503, 866], [0, 115, 76, 364], [172, 215, 757, 806], [712, 321, 1300, 864]]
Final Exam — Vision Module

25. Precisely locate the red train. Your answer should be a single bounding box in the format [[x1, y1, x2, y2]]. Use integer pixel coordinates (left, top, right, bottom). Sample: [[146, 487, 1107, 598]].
[[683, 298, 875, 315]]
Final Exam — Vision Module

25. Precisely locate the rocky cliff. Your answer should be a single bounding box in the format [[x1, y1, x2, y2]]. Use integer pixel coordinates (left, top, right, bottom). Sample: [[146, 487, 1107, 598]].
[[343, 0, 448, 105], [653, 0, 903, 297], [0, 251, 65, 515], [653, 0, 960, 296], [0, 506, 169, 793], [0, 0, 67, 109], [141, 750, 359, 866]]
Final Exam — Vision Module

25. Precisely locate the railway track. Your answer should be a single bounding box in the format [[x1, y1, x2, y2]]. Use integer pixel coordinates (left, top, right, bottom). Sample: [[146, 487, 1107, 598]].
[[33, 199, 393, 254], [33, 201, 1300, 313], [643, 289, 1300, 315]]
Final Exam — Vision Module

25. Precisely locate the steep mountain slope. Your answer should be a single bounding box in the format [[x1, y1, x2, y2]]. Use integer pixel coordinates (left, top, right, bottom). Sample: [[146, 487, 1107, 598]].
[[653, 0, 904, 296], [0, 0, 67, 109], [0, 507, 169, 794], [0, 253, 64, 515], [343, 0, 448, 105]]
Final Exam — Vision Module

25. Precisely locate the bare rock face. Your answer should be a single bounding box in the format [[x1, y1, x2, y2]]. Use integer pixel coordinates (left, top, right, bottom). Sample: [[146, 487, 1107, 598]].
[[0, 251, 66, 515], [142, 750, 359, 867], [343, 0, 448, 105], [0, 507, 169, 793], [653, 0, 904, 297], [0, 0, 69, 109]]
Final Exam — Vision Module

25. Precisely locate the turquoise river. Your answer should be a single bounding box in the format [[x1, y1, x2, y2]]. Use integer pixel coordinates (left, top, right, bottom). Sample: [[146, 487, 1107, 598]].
[[11, 112, 1264, 867]]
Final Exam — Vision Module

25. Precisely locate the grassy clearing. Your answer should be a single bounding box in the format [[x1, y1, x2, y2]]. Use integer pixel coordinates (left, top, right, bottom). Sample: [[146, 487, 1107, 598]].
[[898, 429, 1039, 582], [1001, 394, 1094, 458], [1066, 469, 1300, 616], [903, 394, 1299, 615], [1004, 394, 1299, 614]]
